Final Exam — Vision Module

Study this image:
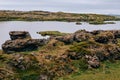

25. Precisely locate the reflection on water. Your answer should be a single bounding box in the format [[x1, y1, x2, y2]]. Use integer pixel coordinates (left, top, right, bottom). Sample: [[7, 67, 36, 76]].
[[0, 21, 120, 48]]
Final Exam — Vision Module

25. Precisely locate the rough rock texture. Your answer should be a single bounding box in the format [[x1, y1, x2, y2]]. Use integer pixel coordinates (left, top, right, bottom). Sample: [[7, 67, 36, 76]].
[[2, 39, 48, 53], [90, 30, 104, 35], [2, 31, 48, 53], [56, 30, 120, 44], [56, 30, 92, 44], [74, 30, 92, 42], [112, 30, 120, 38], [9, 31, 31, 40], [8, 54, 39, 70], [56, 34, 74, 44], [85, 55, 100, 68], [0, 68, 15, 80], [94, 31, 115, 44]]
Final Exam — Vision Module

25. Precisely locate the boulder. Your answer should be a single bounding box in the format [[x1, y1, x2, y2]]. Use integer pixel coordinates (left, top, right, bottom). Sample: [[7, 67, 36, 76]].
[[9, 31, 31, 40], [85, 55, 100, 68], [74, 30, 92, 42], [94, 31, 114, 44], [90, 30, 104, 35], [56, 30, 92, 44], [2, 39, 48, 53], [8, 54, 39, 70], [56, 34, 74, 44], [112, 30, 120, 38]]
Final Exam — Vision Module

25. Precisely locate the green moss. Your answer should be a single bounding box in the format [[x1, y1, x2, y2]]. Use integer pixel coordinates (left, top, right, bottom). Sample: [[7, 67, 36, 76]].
[[89, 20, 106, 25], [58, 61, 120, 80], [89, 20, 116, 25], [105, 22, 115, 24], [70, 46, 90, 55], [37, 31, 68, 36], [15, 69, 40, 80], [69, 41, 101, 55], [71, 59, 88, 71]]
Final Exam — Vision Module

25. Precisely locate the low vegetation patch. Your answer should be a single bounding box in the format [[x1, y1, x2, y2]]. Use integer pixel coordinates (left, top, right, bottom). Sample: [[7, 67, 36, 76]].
[[37, 31, 68, 37], [89, 20, 116, 25]]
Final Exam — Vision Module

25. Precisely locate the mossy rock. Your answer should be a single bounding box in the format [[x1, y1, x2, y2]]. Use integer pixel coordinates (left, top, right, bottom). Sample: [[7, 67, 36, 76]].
[[94, 31, 115, 44], [37, 31, 68, 37]]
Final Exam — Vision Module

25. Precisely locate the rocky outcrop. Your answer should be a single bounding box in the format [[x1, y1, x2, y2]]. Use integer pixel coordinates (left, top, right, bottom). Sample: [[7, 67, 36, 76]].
[[85, 55, 100, 68], [112, 30, 120, 38], [56, 34, 74, 44], [2, 31, 48, 53], [9, 31, 31, 40], [94, 31, 115, 44], [56, 30, 120, 44], [2, 39, 47, 53], [8, 54, 39, 70], [74, 30, 92, 42], [56, 30, 92, 44]]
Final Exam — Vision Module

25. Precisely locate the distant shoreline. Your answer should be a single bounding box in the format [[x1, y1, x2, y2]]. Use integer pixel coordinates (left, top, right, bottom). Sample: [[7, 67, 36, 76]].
[[0, 10, 119, 23]]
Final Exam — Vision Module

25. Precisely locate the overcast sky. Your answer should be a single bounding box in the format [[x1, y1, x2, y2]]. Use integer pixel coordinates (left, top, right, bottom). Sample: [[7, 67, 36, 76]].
[[0, 0, 119, 14]]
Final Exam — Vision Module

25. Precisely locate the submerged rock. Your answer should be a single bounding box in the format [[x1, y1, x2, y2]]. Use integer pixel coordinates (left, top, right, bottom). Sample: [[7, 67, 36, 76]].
[[76, 22, 82, 25]]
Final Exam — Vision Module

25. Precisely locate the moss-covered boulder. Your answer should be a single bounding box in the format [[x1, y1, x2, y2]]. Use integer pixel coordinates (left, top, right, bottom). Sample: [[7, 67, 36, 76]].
[[74, 30, 92, 42], [94, 31, 115, 44]]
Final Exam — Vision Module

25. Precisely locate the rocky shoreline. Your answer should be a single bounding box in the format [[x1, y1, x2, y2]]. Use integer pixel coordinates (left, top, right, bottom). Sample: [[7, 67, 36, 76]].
[[2, 31, 48, 53], [1, 30, 120, 80]]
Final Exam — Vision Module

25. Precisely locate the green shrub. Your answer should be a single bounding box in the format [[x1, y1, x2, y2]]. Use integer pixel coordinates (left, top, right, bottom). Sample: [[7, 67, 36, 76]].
[[72, 59, 88, 71]]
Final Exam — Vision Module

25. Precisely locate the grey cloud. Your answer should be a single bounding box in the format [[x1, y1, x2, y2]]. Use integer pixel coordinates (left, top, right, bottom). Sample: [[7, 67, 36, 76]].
[[0, 0, 119, 14]]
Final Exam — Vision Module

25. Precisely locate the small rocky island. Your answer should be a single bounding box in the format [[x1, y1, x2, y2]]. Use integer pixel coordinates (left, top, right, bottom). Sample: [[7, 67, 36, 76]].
[[1, 30, 120, 80]]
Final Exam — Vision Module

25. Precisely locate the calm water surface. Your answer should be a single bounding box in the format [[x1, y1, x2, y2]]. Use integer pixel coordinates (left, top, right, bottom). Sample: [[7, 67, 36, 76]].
[[0, 21, 120, 48]]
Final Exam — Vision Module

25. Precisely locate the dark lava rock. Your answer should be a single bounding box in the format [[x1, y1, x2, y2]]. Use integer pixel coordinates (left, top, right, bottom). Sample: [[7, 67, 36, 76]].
[[67, 52, 83, 60], [112, 30, 120, 38], [94, 31, 115, 44], [9, 31, 31, 40], [2, 39, 48, 53], [74, 30, 92, 42], [85, 55, 100, 68], [56, 34, 74, 44], [90, 30, 104, 35], [56, 30, 92, 44], [8, 54, 39, 70], [76, 22, 82, 25]]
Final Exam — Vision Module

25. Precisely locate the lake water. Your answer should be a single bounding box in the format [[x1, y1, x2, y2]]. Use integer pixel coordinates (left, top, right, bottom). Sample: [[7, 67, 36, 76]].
[[0, 21, 120, 49]]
